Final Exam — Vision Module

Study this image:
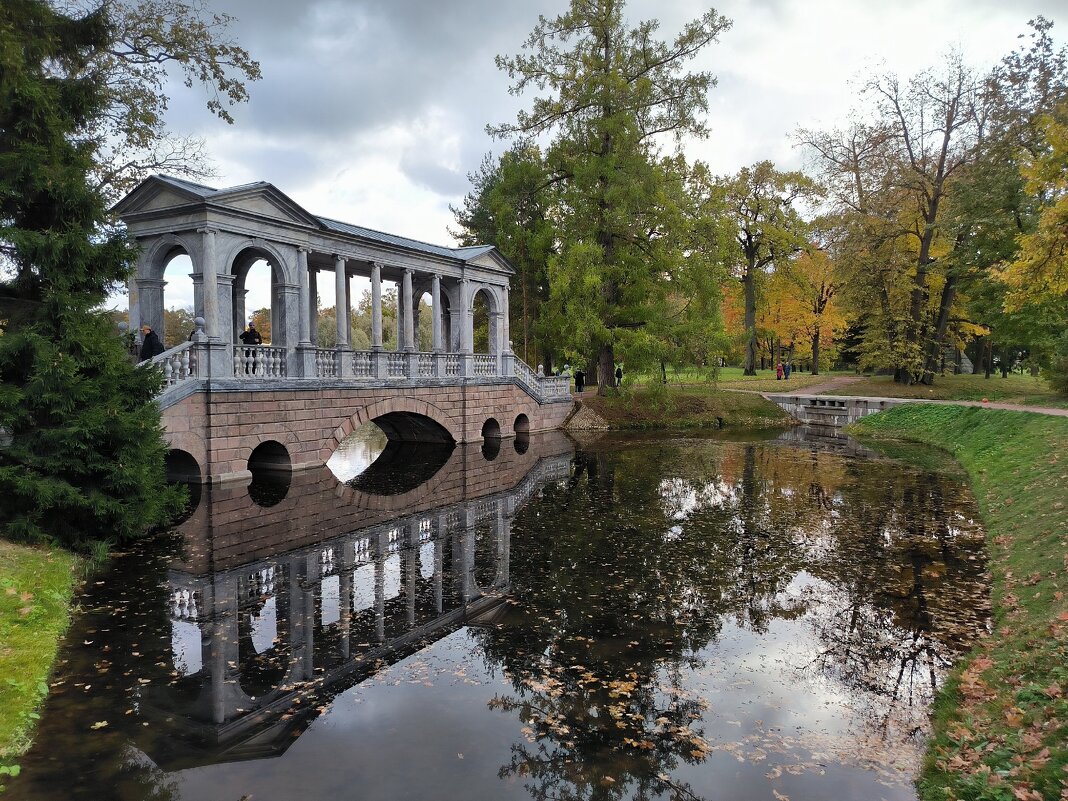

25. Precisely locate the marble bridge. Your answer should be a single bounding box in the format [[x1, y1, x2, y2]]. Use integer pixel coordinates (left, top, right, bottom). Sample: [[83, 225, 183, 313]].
[[117, 175, 573, 482]]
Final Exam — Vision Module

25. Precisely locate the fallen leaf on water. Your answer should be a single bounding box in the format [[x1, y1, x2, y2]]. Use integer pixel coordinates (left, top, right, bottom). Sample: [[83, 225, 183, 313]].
[[90, 721, 108, 730]]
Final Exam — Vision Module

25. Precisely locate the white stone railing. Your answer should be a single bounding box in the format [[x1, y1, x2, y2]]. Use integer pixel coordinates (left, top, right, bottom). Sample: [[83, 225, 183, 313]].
[[233, 345, 287, 378], [386, 352, 407, 378], [150, 339, 573, 406], [352, 350, 373, 377], [539, 375, 572, 400], [315, 349, 339, 378], [417, 353, 434, 377], [473, 354, 497, 376], [150, 341, 200, 388]]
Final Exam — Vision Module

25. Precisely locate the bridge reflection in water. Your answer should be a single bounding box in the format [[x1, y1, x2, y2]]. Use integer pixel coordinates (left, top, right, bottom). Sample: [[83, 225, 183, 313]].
[[156, 431, 573, 769]]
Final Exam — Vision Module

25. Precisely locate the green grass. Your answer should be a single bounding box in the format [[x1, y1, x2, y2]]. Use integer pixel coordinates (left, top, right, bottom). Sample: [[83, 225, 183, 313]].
[[0, 541, 78, 774], [629, 366, 850, 394], [850, 405, 1068, 801], [826, 373, 1068, 408], [580, 384, 791, 430]]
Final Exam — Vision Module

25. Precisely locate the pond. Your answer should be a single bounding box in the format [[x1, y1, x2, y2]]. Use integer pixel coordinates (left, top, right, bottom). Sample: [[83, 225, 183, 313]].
[[10, 427, 990, 801]]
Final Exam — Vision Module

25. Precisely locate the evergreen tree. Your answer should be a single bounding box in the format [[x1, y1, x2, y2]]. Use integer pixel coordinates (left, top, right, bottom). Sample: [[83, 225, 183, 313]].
[[0, 0, 181, 549], [490, 0, 731, 393]]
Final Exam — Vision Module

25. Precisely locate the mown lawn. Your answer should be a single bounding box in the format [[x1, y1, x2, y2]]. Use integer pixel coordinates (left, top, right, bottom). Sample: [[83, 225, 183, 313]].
[[630, 366, 849, 394], [850, 405, 1068, 801], [580, 384, 791, 429], [826, 373, 1068, 408], [0, 541, 78, 779]]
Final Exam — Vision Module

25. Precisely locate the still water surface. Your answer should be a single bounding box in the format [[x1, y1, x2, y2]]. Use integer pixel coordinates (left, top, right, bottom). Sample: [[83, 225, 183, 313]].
[[12, 428, 989, 801]]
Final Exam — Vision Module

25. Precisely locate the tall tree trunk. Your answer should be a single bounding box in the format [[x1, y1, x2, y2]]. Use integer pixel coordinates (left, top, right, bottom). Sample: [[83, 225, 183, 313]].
[[921, 274, 957, 383], [811, 325, 821, 375], [743, 268, 757, 376]]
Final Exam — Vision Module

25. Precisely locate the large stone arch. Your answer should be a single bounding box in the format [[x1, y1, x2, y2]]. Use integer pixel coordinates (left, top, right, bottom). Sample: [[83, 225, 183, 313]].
[[222, 238, 297, 348], [139, 233, 200, 280], [330, 396, 461, 450]]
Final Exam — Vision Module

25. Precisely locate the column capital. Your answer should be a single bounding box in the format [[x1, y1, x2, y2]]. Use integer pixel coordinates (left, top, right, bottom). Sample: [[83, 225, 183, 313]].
[[334, 254, 347, 264], [196, 226, 219, 236], [298, 245, 312, 254]]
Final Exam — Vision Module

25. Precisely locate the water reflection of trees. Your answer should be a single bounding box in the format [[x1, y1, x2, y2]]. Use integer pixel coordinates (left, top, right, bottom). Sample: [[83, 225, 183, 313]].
[[474, 440, 988, 801]]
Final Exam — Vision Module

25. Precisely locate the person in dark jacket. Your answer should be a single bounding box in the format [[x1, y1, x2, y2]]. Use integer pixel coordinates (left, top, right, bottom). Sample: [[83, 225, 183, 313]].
[[239, 322, 262, 346], [139, 325, 164, 361]]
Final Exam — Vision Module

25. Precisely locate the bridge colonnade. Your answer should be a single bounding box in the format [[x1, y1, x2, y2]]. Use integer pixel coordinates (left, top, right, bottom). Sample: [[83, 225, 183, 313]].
[[123, 189, 512, 383]]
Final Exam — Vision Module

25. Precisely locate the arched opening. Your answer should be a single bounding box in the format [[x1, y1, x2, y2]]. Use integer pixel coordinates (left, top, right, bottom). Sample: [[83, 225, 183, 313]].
[[374, 411, 454, 444], [165, 449, 202, 524], [327, 422, 388, 482], [481, 418, 501, 440], [514, 434, 529, 455], [165, 449, 201, 482], [248, 441, 291, 507], [328, 420, 455, 493], [230, 250, 279, 347], [417, 291, 433, 351], [513, 414, 530, 436], [472, 288, 495, 355], [160, 253, 195, 348]]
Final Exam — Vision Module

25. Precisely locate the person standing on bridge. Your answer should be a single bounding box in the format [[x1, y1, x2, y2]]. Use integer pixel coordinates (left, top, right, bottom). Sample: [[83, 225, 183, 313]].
[[239, 321, 262, 347], [239, 322, 262, 374], [139, 325, 164, 361]]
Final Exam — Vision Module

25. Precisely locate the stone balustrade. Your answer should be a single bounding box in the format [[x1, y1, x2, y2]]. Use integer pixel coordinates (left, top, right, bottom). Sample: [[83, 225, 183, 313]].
[[145, 336, 573, 408]]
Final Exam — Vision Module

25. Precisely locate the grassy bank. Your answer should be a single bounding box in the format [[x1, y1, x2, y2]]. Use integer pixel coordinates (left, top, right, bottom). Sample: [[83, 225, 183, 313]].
[[629, 366, 848, 394], [0, 541, 79, 776], [850, 405, 1068, 801], [827, 373, 1067, 408], [579, 384, 791, 429]]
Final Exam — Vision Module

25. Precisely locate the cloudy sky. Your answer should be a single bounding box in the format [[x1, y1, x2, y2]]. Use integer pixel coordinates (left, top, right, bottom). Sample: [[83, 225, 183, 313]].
[[153, 0, 1065, 312]]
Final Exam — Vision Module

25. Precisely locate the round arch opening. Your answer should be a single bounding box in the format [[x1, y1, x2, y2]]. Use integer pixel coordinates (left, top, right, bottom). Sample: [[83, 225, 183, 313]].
[[472, 288, 497, 355], [248, 441, 292, 507], [165, 449, 202, 482], [231, 248, 282, 347], [481, 418, 501, 440], [159, 252, 196, 348], [513, 414, 530, 436]]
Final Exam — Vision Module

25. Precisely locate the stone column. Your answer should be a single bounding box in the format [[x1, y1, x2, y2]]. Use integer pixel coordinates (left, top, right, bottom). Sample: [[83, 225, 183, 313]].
[[308, 268, 319, 344], [371, 262, 384, 350], [297, 249, 316, 377], [216, 275, 235, 345], [431, 274, 443, 352], [297, 248, 312, 345], [334, 255, 349, 348], [459, 279, 474, 378], [276, 282, 301, 376], [402, 270, 414, 351], [136, 277, 166, 342], [198, 228, 221, 341], [371, 262, 387, 379]]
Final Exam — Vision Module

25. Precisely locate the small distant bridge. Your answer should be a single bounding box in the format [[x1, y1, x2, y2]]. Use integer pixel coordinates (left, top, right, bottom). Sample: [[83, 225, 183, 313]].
[[117, 176, 573, 481]]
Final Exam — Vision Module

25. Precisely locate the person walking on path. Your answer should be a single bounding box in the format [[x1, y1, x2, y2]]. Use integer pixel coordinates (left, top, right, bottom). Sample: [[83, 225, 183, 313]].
[[615, 365, 623, 388], [139, 325, 164, 361], [574, 367, 586, 393], [776, 362, 784, 380], [784, 362, 791, 379]]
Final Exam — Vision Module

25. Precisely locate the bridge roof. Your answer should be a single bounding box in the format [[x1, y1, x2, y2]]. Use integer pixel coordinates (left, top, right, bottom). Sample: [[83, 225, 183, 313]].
[[115, 175, 513, 272]]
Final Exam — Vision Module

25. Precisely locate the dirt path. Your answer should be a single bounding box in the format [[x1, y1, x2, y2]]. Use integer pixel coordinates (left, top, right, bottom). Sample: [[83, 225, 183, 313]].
[[763, 375, 865, 396]]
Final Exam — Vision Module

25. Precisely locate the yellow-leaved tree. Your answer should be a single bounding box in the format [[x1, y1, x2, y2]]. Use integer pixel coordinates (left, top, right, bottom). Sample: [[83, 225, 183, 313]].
[[1001, 103, 1068, 307]]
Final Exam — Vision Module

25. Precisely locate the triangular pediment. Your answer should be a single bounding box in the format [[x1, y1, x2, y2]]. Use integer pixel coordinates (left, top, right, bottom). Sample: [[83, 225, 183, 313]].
[[465, 249, 516, 275], [211, 187, 320, 227], [112, 175, 211, 216]]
